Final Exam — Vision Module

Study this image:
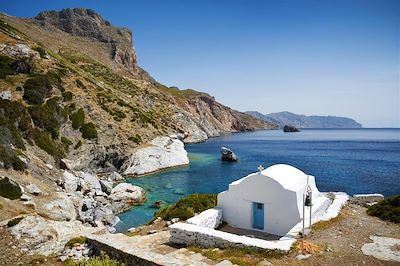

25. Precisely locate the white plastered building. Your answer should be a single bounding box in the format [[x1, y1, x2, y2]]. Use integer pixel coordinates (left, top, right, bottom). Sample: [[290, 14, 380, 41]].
[[217, 164, 328, 236]]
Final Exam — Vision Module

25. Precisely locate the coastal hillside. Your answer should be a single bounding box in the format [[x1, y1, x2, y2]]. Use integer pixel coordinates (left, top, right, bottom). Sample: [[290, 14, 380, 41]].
[[0, 8, 274, 177], [247, 111, 362, 128]]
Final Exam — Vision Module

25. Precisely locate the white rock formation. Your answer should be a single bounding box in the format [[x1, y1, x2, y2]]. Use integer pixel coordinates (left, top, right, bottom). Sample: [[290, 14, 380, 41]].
[[122, 136, 189, 175], [361, 235, 400, 262], [36, 192, 77, 221], [10, 215, 104, 256], [26, 183, 42, 195], [0, 90, 11, 100], [109, 183, 145, 204]]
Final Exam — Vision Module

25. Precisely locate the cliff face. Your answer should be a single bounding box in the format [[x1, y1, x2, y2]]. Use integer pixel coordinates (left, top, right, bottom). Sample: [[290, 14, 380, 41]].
[[247, 111, 362, 128], [34, 8, 137, 72], [0, 8, 274, 178]]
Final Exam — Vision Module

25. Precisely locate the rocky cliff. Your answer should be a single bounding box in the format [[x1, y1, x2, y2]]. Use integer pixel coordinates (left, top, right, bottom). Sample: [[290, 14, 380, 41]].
[[247, 111, 362, 129]]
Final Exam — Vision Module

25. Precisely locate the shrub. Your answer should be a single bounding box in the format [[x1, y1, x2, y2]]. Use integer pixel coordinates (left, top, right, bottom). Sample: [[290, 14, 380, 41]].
[[128, 134, 142, 144], [80, 122, 97, 140], [152, 194, 217, 222], [63, 91, 73, 101], [0, 176, 22, 199], [65, 236, 87, 248], [23, 75, 53, 105], [65, 251, 123, 266], [76, 79, 85, 89], [0, 55, 17, 79], [29, 97, 67, 139], [32, 129, 65, 159], [69, 108, 85, 129], [33, 46, 47, 58], [7, 216, 24, 227], [61, 136, 73, 151], [0, 144, 27, 171], [0, 203, 3, 209], [367, 195, 400, 223], [74, 140, 82, 149]]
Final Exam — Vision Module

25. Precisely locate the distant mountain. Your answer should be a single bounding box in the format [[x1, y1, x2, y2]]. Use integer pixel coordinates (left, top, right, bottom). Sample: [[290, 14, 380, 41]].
[[246, 111, 362, 128]]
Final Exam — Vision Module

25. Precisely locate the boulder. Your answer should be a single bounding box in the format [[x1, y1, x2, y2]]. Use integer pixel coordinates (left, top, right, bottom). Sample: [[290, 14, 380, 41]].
[[0, 90, 11, 100], [283, 125, 300, 132], [10, 215, 104, 256], [99, 180, 112, 195], [26, 183, 43, 195], [220, 147, 238, 162], [107, 171, 125, 182], [36, 192, 77, 221], [79, 172, 103, 195], [62, 171, 78, 193], [108, 183, 145, 204], [121, 136, 189, 175]]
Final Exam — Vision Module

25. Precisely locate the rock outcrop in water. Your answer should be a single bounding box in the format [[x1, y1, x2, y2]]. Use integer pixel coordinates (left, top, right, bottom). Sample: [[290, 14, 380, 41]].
[[283, 125, 300, 132], [220, 147, 238, 162]]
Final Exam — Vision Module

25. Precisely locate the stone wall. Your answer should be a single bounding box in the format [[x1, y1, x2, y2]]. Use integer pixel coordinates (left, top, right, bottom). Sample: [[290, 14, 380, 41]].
[[186, 208, 222, 229], [169, 222, 294, 251]]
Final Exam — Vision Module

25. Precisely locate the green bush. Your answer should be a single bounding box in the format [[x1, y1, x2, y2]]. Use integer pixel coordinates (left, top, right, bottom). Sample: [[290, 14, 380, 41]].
[[367, 195, 400, 223], [0, 145, 27, 171], [76, 79, 85, 89], [63, 91, 73, 101], [61, 136, 73, 151], [70, 108, 85, 129], [32, 129, 65, 159], [65, 236, 87, 248], [0, 55, 17, 79], [128, 134, 142, 144], [23, 75, 53, 105], [80, 122, 97, 140], [152, 194, 217, 222], [33, 46, 47, 58], [7, 216, 24, 227], [74, 140, 82, 149], [66, 251, 124, 266], [0, 176, 22, 199], [29, 97, 67, 139], [0, 99, 32, 145]]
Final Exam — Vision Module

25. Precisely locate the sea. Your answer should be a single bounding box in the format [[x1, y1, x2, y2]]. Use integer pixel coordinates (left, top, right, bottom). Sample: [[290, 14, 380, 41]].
[[115, 128, 400, 232]]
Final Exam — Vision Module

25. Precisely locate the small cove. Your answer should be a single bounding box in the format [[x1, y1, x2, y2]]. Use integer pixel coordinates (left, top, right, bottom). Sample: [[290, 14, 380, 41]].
[[116, 128, 400, 232]]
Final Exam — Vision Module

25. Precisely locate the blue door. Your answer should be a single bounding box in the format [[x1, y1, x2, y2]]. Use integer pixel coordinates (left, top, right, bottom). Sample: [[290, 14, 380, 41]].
[[252, 202, 264, 230]]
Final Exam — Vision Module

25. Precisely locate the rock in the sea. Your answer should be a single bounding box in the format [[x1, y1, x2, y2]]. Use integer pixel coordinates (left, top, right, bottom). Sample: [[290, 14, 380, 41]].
[[283, 125, 300, 132], [220, 147, 238, 162], [36, 192, 77, 221], [151, 200, 164, 209], [108, 183, 145, 204], [122, 136, 189, 175]]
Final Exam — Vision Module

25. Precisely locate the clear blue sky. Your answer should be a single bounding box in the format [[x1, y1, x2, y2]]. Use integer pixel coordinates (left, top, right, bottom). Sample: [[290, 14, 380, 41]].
[[1, 0, 399, 127]]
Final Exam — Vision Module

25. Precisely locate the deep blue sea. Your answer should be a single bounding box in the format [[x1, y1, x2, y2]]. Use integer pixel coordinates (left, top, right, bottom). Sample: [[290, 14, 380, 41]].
[[116, 129, 400, 232]]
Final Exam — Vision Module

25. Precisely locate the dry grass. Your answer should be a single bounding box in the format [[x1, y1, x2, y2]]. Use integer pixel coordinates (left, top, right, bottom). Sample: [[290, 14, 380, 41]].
[[187, 246, 285, 266], [312, 208, 348, 231], [294, 240, 321, 254]]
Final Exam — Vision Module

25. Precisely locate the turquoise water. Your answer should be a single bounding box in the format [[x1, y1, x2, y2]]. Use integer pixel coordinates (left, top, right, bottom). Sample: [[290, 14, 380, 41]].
[[116, 128, 400, 232]]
